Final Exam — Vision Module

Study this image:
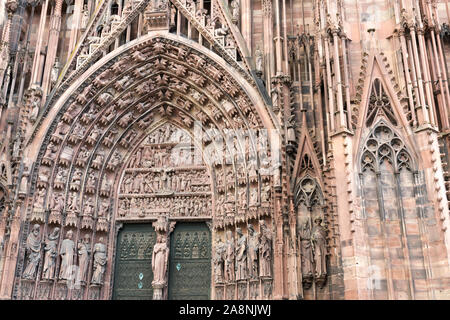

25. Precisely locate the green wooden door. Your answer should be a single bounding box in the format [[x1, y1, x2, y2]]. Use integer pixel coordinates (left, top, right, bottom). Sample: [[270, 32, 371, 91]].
[[168, 222, 211, 300], [112, 224, 156, 300]]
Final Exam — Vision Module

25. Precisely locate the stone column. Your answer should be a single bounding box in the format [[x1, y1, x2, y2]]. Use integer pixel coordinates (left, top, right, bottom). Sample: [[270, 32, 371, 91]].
[[67, 0, 83, 61], [241, 0, 251, 53], [0, 0, 18, 101], [30, 0, 49, 85], [41, 0, 64, 99]]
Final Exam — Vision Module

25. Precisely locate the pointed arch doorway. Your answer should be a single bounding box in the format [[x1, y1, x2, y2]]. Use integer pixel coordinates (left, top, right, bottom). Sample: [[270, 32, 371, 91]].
[[112, 121, 213, 300]]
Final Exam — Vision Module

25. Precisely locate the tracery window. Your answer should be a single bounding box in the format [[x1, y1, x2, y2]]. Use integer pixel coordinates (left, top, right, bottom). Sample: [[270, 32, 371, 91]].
[[359, 121, 426, 299], [360, 121, 413, 219]]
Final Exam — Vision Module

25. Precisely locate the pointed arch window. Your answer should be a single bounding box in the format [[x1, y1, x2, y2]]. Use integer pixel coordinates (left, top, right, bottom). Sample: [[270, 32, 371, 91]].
[[360, 121, 414, 217], [358, 120, 427, 299]]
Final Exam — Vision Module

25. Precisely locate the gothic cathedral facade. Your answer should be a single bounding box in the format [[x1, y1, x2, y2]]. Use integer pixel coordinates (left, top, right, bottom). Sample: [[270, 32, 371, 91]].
[[0, 0, 450, 300]]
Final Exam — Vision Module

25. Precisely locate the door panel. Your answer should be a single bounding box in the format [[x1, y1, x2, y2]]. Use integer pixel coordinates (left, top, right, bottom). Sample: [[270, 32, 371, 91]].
[[168, 223, 211, 300], [113, 224, 156, 300]]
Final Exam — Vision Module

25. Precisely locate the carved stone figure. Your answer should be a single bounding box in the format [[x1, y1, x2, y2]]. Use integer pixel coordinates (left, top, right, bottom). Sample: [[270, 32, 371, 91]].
[[34, 188, 46, 210], [50, 192, 64, 212], [235, 227, 247, 281], [169, 3, 176, 26], [152, 233, 169, 286], [311, 216, 327, 282], [81, 4, 89, 29], [213, 238, 226, 283], [231, 0, 240, 23], [98, 198, 109, 217], [255, 47, 263, 73], [247, 224, 259, 279], [91, 238, 107, 285], [54, 167, 66, 187], [76, 234, 91, 284], [67, 192, 80, 212], [22, 224, 41, 279], [59, 230, 75, 281], [83, 197, 94, 216], [25, 85, 43, 123], [259, 220, 272, 278], [224, 230, 235, 282], [261, 184, 271, 203], [43, 142, 57, 160], [297, 215, 313, 286], [50, 58, 61, 86], [42, 227, 60, 280]]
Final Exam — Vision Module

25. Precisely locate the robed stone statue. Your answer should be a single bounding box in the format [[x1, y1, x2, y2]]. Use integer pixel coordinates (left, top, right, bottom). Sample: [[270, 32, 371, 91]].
[[42, 227, 60, 280], [152, 233, 169, 286], [22, 224, 42, 279], [91, 237, 107, 285], [59, 230, 75, 281], [76, 234, 91, 284], [235, 227, 248, 281]]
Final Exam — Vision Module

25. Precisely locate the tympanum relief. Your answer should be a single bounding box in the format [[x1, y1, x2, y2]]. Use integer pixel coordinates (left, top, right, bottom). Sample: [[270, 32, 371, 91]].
[[117, 123, 213, 220]]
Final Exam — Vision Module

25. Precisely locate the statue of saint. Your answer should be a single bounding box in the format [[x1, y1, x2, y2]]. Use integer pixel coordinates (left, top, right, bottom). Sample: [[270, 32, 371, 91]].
[[247, 224, 259, 279], [50, 58, 61, 86], [255, 47, 263, 73], [22, 224, 41, 279], [42, 227, 60, 280], [59, 230, 75, 281], [213, 238, 226, 283], [311, 216, 327, 279], [81, 4, 89, 29], [235, 227, 247, 281], [152, 233, 169, 286], [224, 230, 235, 282], [297, 215, 313, 284], [231, 0, 240, 23], [259, 220, 272, 278], [91, 237, 107, 285], [76, 234, 91, 284]]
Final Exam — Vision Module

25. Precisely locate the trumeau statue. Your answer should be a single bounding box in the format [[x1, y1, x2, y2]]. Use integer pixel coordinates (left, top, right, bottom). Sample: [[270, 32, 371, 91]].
[[22, 224, 42, 279], [91, 237, 107, 285], [235, 227, 248, 281], [259, 220, 272, 278], [42, 227, 60, 280], [152, 233, 169, 286], [224, 230, 235, 282], [76, 234, 91, 284], [247, 224, 259, 280], [59, 230, 75, 281]]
